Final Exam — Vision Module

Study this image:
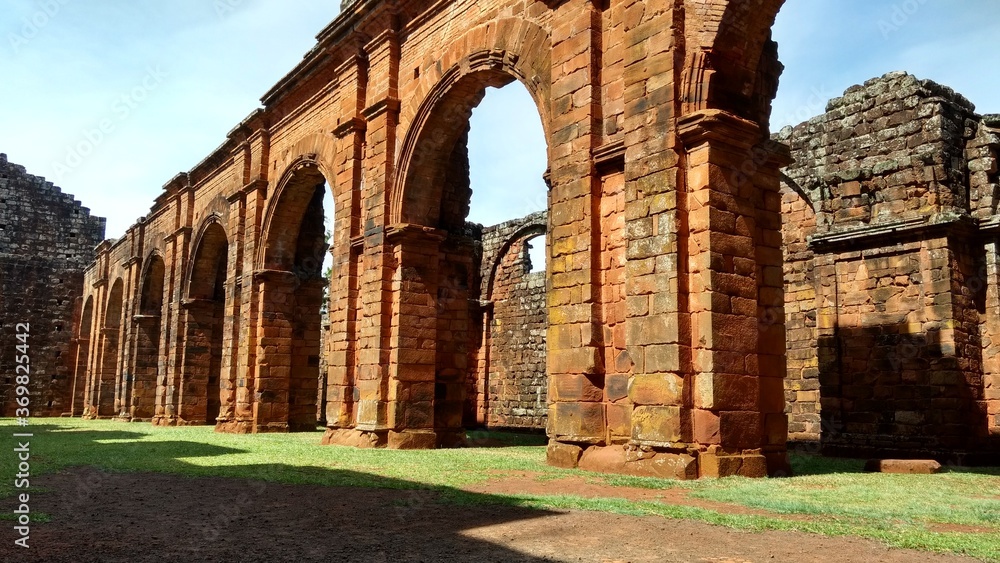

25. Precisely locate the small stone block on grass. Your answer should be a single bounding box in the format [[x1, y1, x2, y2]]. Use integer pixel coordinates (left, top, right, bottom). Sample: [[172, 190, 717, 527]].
[[863, 459, 942, 474]]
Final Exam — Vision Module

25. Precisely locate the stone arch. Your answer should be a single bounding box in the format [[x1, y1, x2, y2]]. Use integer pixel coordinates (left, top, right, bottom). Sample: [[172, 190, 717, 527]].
[[473, 215, 550, 430], [180, 220, 230, 425], [682, 0, 785, 123], [72, 295, 95, 416], [253, 156, 331, 432], [484, 221, 547, 300], [388, 19, 551, 227], [399, 18, 552, 142], [91, 278, 124, 418], [131, 252, 166, 421], [382, 35, 552, 447]]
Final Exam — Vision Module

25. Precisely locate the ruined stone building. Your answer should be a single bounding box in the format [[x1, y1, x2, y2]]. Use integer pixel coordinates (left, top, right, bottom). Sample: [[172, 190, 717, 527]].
[[779, 72, 999, 462], [68, 0, 999, 480], [0, 153, 106, 417], [470, 211, 549, 430]]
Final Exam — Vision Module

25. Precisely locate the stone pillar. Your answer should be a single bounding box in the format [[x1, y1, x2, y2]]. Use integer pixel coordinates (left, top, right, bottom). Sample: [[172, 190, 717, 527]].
[[156, 224, 192, 426], [253, 269, 298, 432], [324, 56, 367, 434], [232, 178, 270, 434], [545, 0, 606, 462], [69, 336, 89, 416], [384, 224, 445, 449], [677, 109, 789, 477], [83, 277, 107, 418], [212, 188, 246, 431], [115, 256, 140, 420], [985, 240, 1000, 440]]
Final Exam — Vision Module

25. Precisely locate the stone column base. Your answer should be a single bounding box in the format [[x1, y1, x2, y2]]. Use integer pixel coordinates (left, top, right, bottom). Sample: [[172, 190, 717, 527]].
[[548, 442, 792, 479], [321, 428, 387, 448], [215, 418, 255, 434], [151, 415, 178, 427], [388, 429, 438, 449]]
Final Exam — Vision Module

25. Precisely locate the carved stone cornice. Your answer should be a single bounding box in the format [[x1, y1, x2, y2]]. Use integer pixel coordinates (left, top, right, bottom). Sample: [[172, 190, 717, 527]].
[[164, 226, 193, 243], [677, 109, 760, 152], [362, 98, 401, 121], [593, 140, 625, 174], [384, 223, 447, 245], [810, 215, 977, 253], [333, 116, 368, 139]]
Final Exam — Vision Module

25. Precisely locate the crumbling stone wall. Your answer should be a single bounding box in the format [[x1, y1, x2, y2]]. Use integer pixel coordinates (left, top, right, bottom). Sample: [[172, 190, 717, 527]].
[[472, 211, 547, 430], [0, 153, 105, 416], [778, 72, 1000, 460]]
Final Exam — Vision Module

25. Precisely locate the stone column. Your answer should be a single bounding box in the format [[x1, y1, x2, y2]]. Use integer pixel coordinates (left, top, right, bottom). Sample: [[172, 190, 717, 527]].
[[324, 58, 367, 434], [545, 0, 606, 462], [985, 240, 1000, 440], [252, 269, 298, 432], [677, 109, 789, 477], [384, 224, 445, 449]]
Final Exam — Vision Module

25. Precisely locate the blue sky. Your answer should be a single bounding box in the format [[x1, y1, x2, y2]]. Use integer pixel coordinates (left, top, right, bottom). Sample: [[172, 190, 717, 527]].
[[2, 0, 999, 239]]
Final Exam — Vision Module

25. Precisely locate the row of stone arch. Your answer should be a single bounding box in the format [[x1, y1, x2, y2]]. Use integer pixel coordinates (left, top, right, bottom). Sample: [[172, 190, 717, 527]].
[[73, 162, 330, 431], [70, 0, 803, 477]]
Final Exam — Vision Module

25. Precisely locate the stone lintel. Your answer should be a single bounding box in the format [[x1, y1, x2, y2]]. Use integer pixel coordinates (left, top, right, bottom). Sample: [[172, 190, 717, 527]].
[[810, 215, 977, 252]]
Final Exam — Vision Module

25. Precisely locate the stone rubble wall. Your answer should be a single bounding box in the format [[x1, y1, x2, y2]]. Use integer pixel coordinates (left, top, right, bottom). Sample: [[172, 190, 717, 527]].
[[472, 211, 548, 430], [0, 153, 106, 416], [778, 72, 1000, 459]]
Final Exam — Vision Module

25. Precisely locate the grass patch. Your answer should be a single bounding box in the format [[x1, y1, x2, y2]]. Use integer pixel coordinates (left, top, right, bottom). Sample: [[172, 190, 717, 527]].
[[2, 418, 998, 561]]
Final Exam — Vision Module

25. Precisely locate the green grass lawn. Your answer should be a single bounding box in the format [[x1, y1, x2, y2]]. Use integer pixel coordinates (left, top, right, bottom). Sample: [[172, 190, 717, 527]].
[[2, 418, 999, 561]]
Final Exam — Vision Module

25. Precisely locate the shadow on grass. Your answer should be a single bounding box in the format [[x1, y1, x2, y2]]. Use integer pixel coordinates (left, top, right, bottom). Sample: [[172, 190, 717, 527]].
[[1, 422, 561, 562], [790, 450, 1000, 477], [788, 452, 867, 476]]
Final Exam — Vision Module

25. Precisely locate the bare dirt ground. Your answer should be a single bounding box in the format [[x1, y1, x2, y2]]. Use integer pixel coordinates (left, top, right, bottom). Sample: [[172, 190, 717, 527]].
[[2, 467, 976, 563]]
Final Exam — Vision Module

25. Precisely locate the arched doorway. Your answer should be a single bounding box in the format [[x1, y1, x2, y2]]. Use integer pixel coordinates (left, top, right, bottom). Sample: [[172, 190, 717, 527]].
[[391, 64, 552, 448], [71, 296, 94, 416], [256, 161, 328, 432], [95, 279, 124, 418], [132, 254, 165, 421], [182, 222, 229, 425], [477, 221, 549, 430]]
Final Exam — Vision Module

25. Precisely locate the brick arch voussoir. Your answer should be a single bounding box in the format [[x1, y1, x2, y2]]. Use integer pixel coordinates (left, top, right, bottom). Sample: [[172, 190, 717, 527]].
[[257, 147, 334, 272], [683, 0, 784, 121], [186, 216, 230, 301], [401, 18, 552, 137], [485, 221, 548, 300], [394, 19, 552, 227]]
